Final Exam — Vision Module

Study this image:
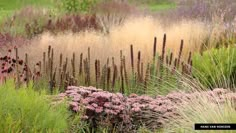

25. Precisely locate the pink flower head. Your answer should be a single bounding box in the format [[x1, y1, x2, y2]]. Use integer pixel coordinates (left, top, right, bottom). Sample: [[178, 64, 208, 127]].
[[95, 106, 103, 113]]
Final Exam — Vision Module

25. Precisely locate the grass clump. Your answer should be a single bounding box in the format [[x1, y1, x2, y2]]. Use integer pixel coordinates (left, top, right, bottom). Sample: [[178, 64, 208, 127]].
[[0, 80, 69, 133], [165, 91, 236, 133], [192, 46, 236, 89]]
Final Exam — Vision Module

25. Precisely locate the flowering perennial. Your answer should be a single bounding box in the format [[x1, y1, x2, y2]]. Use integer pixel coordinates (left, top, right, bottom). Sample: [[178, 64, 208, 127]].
[[56, 86, 236, 131]]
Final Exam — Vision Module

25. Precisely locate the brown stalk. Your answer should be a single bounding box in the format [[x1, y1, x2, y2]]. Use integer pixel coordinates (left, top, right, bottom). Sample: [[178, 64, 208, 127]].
[[97, 59, 101, 85], [107, 66, 111, 91], [122, 56, 129, 88], [187, 52, 192, 65], [137, 51, 141, 82], [25, 53, 29, 86], [112, 57, 115, 68], [58, 53, 63, 87], [112, 64, 117, 92], [101, 65, 107, 90], [169, 52, 173, 66], [83, 59, 88, 85], [153, 37, 157, 60], [120, 64, 124, 94], [72, 52, 76, 78], [15, 47, 20, 89], [95, 60, 98, 88], [161, 34, 166, 62], [43, 52, 46, 75], [79, 53, 83, 76], [177, 40, 184, 68], [130, 45, 134, 75], [87, 48, 91, 86], [107, 58, 110, 67]]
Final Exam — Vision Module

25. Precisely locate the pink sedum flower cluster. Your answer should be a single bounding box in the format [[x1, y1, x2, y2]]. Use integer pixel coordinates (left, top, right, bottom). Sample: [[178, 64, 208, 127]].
[[56, 86, 236, 131]]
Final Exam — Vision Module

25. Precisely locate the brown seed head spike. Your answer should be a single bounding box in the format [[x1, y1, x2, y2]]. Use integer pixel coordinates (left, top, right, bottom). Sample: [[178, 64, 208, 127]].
[[161, 34, 166, 62], [187, 52, 192, 65], [177, 40, 184, 68], [95, 60, 98, 88], [137, 51, 141, 81], [72, 53, 75, 78], [169, 52, 173, 66], [79, 53, 83, 76], [48, 45, 51, 59], [130, 45, 134, 74], [107, 67, 111, 91], [153, 37, 157, 60]]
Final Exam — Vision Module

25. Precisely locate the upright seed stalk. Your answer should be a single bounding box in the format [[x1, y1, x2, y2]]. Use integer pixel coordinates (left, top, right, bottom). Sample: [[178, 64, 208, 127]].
[[79, 53, 83, 76], [107, 66, 111, 91], [112, 64, 117, 92], [137, 51, 141, 82], [95, 60, 98, 88], [187, 52, 192, 65], [123, 56, 129, 89], [43, 52, 46, 75], [72, 53, 76, 79], [101, 65, 106, 90], [97, 60, 101, 87], [153, 37, 157, 60], [169, 52, 173, 66], [25, 53, 29, 86], [87, 48, 91, 86], [120, 63, 124, 94], [83, 59, 88, 85], [15, 48, 20, 89], [177, 40, 184, 68], [161, 34, 166, 62], [130, 45, 134, 75]]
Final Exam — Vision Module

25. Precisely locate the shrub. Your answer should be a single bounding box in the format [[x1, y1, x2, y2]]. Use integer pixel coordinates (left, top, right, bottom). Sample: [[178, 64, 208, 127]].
[[0, 80, 69, 132], [44, 14, 100, 33], [57, 0, 97, 13], [192, 46, 236, 89]]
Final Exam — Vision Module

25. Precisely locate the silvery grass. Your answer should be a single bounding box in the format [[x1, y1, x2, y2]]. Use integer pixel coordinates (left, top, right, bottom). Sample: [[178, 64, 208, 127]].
[[164, 90, 236, 133]]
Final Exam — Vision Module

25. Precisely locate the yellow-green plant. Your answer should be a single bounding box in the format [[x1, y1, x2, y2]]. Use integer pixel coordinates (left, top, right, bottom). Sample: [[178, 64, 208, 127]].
[[192, 46, 236, 90], [0, 80, 69, 133]]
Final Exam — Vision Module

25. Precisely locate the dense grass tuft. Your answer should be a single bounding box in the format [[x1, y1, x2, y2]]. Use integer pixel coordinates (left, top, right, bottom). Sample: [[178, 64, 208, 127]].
[[0, 80, 69, 133]]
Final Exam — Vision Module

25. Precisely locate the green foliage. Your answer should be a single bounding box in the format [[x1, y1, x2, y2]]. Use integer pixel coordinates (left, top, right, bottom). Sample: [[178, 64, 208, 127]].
[[193, 46, 236, 89], [0, 80, 69, 132], [59, 0, 97, 13]]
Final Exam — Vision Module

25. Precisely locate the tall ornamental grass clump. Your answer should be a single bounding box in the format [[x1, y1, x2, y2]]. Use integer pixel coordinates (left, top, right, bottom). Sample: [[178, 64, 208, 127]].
[[192, 46, 236, 90], [0, 80, 69, 133]]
